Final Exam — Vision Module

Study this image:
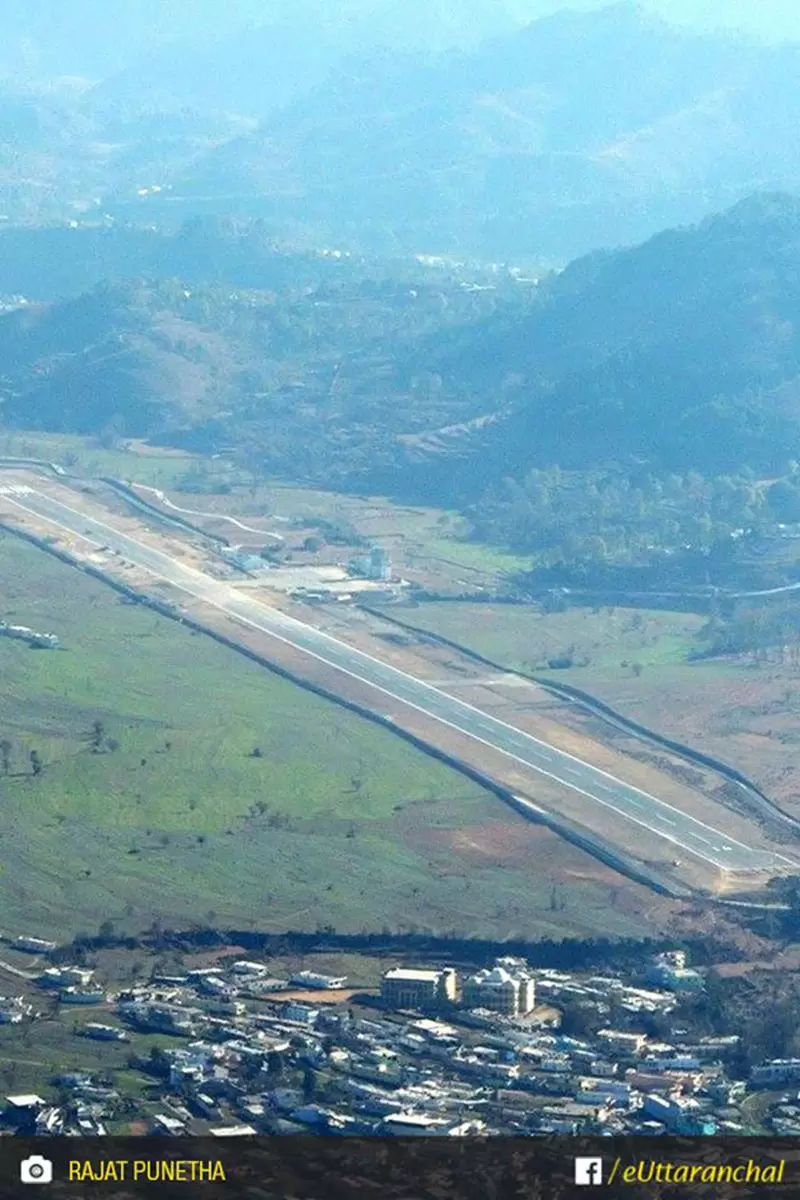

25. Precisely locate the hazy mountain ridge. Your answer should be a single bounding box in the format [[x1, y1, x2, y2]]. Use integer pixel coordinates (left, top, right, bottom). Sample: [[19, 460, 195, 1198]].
[[4, 196, 800, 507], [0, 249, 508, 458], [5, 5, 800, 261], [399, 193, 800, 497], [156, 6, 800, 262], [4, 0, 800, 90], [0, 282, 244, 436], [0, 89, 251, 225]]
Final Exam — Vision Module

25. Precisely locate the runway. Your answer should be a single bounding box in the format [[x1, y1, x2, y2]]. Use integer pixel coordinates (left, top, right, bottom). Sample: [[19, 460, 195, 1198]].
[[2, 482, 794, 875]]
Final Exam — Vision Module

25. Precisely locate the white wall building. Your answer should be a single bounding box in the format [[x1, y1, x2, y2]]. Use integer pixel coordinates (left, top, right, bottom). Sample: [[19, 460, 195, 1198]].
[[462, 964, 535, 1017], [751, 1059, 800, 1087], [381, 967, 457, 1009]]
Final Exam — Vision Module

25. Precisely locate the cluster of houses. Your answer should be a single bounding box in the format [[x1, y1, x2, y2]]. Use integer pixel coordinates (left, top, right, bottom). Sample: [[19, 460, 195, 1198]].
[[0, 942, 792, 1138]]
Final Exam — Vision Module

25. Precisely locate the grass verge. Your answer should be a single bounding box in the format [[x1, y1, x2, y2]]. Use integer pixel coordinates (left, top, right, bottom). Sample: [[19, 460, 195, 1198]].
[[0, 534, 659, 942]]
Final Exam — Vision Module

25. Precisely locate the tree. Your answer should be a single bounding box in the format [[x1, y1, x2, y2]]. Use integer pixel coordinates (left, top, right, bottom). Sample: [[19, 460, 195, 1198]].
[[90, 720, 105, 753], [0, 738, 11, 774], [559, 1001, 602, 1037], [768, 479, 800, 522], [97, 414, 126, 451], [29, 750, 42, 777], [266, 1050, 283, 1079]]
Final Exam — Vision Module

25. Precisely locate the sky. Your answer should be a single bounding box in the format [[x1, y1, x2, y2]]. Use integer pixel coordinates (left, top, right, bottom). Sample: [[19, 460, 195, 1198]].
[[2, 1, 800, 86], [516, 0, 800, 41], [646, 0, 800, 41]]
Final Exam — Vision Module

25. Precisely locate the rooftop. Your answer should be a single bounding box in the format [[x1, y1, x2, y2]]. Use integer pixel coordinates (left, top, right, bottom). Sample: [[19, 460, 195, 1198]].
[[384, 968, 446, 982]]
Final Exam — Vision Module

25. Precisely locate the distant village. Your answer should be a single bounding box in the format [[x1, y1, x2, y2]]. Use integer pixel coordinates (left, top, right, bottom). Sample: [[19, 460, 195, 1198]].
[[0, 935, 795, 1139]]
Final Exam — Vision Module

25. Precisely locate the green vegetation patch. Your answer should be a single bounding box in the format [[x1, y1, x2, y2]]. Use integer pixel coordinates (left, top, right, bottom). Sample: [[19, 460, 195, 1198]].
[[424, 538, 535, 576], [397, 602, 706, 680], [0, 430, 202, 489], [0, 534, 657, 942]]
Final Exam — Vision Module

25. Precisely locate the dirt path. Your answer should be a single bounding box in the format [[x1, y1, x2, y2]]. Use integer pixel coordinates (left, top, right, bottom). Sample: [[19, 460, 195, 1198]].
[[132, 484, 287, 541]]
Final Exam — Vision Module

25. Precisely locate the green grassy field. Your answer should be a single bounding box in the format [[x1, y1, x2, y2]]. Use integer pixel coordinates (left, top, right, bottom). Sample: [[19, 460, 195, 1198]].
[[0, 534, 655, 943], [0, 430, 202, 488], [397, 602, 707, 681], [0, 1014, 176, 1104], [423, 539, 534, 577]]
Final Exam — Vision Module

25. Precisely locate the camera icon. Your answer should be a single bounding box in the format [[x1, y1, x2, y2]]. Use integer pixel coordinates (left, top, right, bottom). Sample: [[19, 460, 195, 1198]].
[[20, 1155, 53, 1185]]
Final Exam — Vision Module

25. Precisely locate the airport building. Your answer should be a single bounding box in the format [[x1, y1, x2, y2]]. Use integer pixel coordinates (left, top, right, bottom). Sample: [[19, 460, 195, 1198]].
[[381, 967, 458, 1010], [348, 545, 392, 582], [461, 964, 536, 1018]]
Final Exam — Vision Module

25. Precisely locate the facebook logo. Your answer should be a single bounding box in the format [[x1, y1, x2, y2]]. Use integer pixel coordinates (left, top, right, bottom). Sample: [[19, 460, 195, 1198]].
[[574, 1158, 604, 1186]]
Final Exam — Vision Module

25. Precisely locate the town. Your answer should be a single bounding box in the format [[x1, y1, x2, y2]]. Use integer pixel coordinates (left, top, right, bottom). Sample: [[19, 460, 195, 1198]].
[[0, 936, 793, 1139]]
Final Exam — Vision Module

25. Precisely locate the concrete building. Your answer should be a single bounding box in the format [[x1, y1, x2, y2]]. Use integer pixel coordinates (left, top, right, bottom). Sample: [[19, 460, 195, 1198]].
[[289, 970, 347, 990], [380, 1112, 451, 1136], [5, 1095, 45, 1114], [381, 967, 457, 1010], [368, 546, 392, 581], [152, 1114, 186, 1136], [751, 1059, 800, 1087], [80, 1024, 129, 1043], [645, 951, 704, 993], [462, 964, 535, 1017], [348, 546, 392, 582], [59, 988, 105, 1005], [597, 1029, 648, 1056], [0, 623, 59, 649], [220, 548, 267, 573], [12, 935, 56, 954], [38, 966, 94, 989], [283, 1003, 319, 1026]]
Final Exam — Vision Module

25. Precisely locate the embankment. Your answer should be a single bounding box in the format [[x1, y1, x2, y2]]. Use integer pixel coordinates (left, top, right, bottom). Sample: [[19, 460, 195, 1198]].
[[361, 605, 800, 840]]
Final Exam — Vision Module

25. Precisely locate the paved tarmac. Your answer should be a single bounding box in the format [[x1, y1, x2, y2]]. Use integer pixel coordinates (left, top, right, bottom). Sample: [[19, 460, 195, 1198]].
[[4, 484, 794, 875]]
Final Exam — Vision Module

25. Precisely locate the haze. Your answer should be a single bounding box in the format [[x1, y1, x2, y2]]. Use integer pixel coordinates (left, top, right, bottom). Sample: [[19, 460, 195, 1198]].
[[2, 0, 800, 84]]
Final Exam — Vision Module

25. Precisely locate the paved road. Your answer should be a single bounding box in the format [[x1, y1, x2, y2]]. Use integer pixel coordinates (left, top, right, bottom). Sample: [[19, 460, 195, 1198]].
[[4, 484, 795, 875], [133, 484, 288, 541]]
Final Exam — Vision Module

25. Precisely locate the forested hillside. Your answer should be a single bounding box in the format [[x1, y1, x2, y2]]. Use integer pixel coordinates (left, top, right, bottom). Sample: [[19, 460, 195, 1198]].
[[421, 193, 800, 484], [5, 196, 800, 583]]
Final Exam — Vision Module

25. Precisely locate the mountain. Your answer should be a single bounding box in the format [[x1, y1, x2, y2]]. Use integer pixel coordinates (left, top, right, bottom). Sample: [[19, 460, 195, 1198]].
[[151, 4, 800, 263], [0, 281, 248, 436], [0, 1, 269, 83], [2, 2, 676, 94], [5, 1, 800, 90], [7, 194, 800, 590], [395, 192, 800, 496], [88, 0, 537, 117], [0, 85, 252, 226], [0, 252, 505, 457], [0, 219, 355, 300], [8, 4, 800, 261], [4, 194, 800, 512]]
